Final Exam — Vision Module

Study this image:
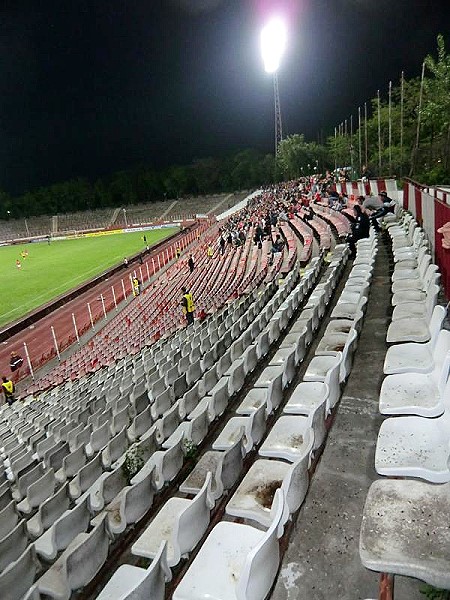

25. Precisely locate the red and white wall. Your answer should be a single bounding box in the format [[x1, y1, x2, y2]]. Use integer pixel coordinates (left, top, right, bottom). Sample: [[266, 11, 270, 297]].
[[333, 178, 399, 201], [404, 179, 450, 298]]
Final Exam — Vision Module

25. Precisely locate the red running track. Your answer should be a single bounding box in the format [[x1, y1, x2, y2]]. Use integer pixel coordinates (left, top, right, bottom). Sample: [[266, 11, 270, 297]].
[[0, 225, 204, 381]]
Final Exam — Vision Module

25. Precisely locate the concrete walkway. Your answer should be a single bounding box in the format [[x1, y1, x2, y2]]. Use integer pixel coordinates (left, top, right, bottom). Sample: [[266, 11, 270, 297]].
[[271, 234, 424, 600]]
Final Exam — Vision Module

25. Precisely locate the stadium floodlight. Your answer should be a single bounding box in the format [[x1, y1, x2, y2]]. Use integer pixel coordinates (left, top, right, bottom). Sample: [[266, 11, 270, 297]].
[[260, 17, 287, 154], [260, 17, 287, 74]]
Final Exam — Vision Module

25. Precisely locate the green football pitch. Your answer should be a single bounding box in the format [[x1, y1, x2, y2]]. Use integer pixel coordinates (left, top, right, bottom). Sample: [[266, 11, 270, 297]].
[[0, 228, 177, 328]]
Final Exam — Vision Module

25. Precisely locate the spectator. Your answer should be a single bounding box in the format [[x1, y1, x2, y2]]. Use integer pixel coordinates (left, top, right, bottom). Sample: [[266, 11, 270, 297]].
[[370, 191, 396, 231], [188, 254, 195, 273], [181, 287, 195, 326], [10, 351, 23, 382], [1, 375, 16, 406], [347, 204, 370, 258]]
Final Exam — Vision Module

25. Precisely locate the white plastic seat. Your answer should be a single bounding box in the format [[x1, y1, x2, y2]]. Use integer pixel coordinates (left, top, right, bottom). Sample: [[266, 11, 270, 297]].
[[35, 497, 91, 561], [375, 412, 450, 482], [212, 403, 266, 454], [391, 263, 439, 294], [387, 306, 441, 342], [236, 372, 283, 416], [259, 416, 315, 463], [180, 431, 244, 501], [82, 462, 126, 512], [173, 489, 285, 600], [95, 540, 171, 600], [27, 483, 70, 540], [225, 454, 309, 528], [150, 389, 173, 421], [55, 444, 87, 484], [269, 346, 297, 388], [360, 479, 450, 589], [17, 468, 56, 515], [305, 331, 356, 384], [68, 453, 103, 499], [162, 404, 209, 449], [384, 327, 450, 375], [132, 473, 213, 567], [94, 468, 156, 536], [0, 500, 19, 539], [0, 544, 41, 600], [279, 325, 308, 365], [391, 278, 439, 317], [85, 421, 111, 457], [102, 427, 129, 469], [379, 350, 450, 417], [132, 430, 184, 490], [37, 515, 109, 600], [155, 403, 181, 445], [0, 519, 28, 573], [330, 296, 368, 320]]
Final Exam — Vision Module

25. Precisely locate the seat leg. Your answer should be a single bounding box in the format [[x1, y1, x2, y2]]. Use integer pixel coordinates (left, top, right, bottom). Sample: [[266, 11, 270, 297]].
[[379, 573, 394, 600]]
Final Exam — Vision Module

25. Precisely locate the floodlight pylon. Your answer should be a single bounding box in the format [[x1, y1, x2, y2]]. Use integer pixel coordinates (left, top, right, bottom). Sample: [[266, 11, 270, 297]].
[[273, 71, 283, 155]]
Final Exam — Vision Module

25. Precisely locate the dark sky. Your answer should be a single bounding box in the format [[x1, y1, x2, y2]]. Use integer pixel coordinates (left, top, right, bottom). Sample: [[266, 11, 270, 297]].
[[0, 0, 449, 194]]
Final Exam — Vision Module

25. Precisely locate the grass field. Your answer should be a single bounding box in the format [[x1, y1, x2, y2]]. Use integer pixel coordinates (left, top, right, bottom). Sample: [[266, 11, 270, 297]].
[[0, 228, 177, 328]]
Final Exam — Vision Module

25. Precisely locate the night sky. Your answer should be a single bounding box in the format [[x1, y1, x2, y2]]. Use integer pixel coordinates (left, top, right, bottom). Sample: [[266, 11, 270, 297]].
[[0, 0, 449, 195]]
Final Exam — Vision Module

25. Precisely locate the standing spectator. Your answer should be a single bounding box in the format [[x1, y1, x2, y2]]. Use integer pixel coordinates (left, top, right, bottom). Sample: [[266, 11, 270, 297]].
[[219, 236, 226, 255], [1, 376, 16, 406], [181, 287, 195, 326], [347, 205, 370, 258], [10, 351, 23, 382], [188, 254, 195, 273]]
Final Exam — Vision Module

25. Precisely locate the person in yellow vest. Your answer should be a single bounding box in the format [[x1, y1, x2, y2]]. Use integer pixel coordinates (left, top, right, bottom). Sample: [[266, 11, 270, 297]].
[[206, 245, 214, 259], [132, 277, 140, 296], [176, 246, 181, 259], [181, 286, 195, 326], [1, 376, 16, 406]]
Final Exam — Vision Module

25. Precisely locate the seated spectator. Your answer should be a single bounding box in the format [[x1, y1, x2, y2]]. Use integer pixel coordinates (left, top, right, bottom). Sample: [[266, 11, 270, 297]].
[[370, 191, 396, 231]]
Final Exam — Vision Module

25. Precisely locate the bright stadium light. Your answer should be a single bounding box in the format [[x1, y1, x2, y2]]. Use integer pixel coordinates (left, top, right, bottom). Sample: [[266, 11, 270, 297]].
[[260, 17, 287, 74], [260, 16, 287, 154]]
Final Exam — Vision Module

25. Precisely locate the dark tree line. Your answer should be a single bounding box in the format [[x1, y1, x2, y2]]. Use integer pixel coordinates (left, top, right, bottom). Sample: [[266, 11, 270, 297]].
[[0, 149, 276, 220]]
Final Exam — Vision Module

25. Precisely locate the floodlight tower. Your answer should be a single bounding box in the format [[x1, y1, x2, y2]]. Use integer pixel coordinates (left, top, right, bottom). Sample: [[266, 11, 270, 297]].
[[261, 17, 287, 155]]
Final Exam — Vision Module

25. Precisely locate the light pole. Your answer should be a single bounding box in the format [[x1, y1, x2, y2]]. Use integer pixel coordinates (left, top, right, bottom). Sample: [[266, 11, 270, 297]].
[[261, 17, 287, 156]]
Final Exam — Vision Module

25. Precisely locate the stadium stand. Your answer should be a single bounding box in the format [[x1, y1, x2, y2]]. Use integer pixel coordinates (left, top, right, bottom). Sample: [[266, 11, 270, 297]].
[[1, 181, 448, 599]]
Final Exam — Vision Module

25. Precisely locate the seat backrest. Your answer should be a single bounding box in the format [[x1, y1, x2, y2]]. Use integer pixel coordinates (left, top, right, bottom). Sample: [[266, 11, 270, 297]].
[[0, 500, 19, 539], [218, 428, 245, 496], [282, 452, 309, 515], [267, 371, 284, 414], [66, 515, 109, 593], [323, 352, 342, 413], [340, 330, 358, 383], [428, 304, 447, 346], [0, 544, 40, 600], [236, 489, 284, 600], [174, 472, 213, 565], [54, 496, 91, 552], [122, 467, 156, 527], [126, 540, 172, 600], [39, 483, 70, 533], [247, 403, 267, 451], [437, 351, 450, 398]]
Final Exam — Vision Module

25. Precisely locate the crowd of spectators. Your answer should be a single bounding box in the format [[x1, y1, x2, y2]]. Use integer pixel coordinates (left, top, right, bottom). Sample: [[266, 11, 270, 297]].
[[215, 172, 396, 263]]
